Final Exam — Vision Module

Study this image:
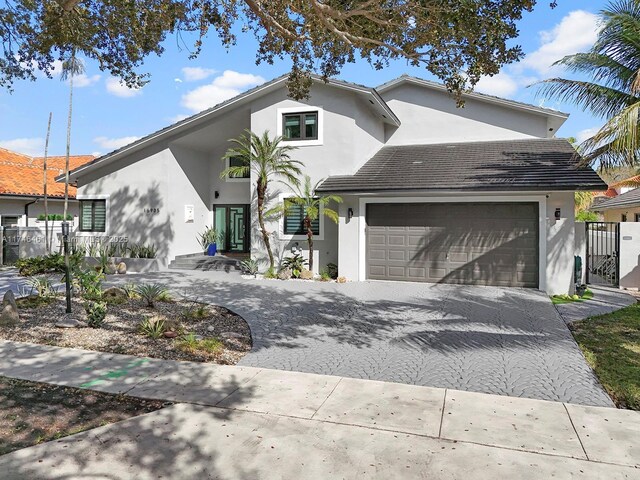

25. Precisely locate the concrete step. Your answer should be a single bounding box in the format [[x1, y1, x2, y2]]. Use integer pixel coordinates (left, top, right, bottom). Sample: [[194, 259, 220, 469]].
[[168, 254, 242, 272]]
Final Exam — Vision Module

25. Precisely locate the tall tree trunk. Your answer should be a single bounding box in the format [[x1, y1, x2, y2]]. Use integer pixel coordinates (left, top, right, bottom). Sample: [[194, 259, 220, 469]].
[[305, 216, 314, 272], [63, 75, 73, 222], [43, 112, 52, 254], [256, 181, 274, 270]]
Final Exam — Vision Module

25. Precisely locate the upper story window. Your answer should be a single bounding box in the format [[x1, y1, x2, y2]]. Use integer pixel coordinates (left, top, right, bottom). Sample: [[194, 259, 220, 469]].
[[283, 112, 318, 141], [80, 199, 106, 232], [622, 213, 628, 222], [228, 156, 250, 179]]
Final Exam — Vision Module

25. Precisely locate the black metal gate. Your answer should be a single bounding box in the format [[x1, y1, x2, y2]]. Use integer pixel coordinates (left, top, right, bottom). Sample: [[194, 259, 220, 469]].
[[585, 222, 620, 286], [1, 227, 20, 265]]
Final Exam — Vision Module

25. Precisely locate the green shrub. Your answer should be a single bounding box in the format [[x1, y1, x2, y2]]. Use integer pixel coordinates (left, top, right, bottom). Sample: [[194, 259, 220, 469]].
[[264, 267, 277, 279], [128, 243, 157, 259], [280, 254, 307, 279], [135, 283, 169, 307], [75, 268, 104, 301], [325, 263, 339, 280], [26, 275, 57, 298], [177, 333, 222, 355], [138, 317, 166, 339], [37, 214, 73, 221], [240, 259, 259, 276], [85, 301, 107, 328]]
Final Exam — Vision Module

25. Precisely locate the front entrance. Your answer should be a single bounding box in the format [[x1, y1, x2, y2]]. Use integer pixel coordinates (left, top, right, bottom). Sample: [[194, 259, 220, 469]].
[[585, 222, 620, 286], [213, 205, 249, 253]]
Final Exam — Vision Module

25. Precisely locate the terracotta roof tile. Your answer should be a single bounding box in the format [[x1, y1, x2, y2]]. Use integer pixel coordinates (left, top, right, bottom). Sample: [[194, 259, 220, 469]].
[[0, 147, 94, 198]]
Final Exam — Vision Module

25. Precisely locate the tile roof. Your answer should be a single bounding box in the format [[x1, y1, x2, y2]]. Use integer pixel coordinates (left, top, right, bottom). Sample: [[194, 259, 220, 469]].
[[0, 147, 94, 198], [316, 138, 607, 193], [591, 187, 640, 210]]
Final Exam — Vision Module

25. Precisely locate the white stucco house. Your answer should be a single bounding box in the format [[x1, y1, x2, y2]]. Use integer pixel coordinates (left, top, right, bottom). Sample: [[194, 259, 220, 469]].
[[61, 74, 606, 294]]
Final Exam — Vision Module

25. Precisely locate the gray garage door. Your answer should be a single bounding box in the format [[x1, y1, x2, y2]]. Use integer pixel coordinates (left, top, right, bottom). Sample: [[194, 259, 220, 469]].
[[366, 203, 539, 287]]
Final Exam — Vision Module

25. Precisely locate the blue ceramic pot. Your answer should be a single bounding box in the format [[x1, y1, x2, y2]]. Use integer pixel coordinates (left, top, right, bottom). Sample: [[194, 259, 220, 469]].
[[207, 243, 217, 256]]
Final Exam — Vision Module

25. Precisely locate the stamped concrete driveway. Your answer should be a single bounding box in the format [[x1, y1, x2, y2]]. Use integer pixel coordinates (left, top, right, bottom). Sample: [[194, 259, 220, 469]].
[[102, 269, 613, 407]]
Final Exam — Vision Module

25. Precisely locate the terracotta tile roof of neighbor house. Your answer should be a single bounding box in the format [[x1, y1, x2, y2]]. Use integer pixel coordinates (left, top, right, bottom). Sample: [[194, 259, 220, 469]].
[[0, 147, 94, 198], [317, 138, 607, 193]]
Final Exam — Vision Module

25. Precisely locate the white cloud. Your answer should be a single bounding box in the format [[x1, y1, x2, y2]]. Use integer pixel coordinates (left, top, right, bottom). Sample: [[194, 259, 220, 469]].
[[70, 73, 100, 88], [521, 10, 600, 75], [181, 67, 216, 82], [575, 126, 601, 144], [105, 77, 142, 98], [91, 151, 103, 158], [0, 137, 45, 156], [93, 136, 140, 150], [181, 70, 265, 113], [174, 78, 183, 83], [475, 72, 519, 98]]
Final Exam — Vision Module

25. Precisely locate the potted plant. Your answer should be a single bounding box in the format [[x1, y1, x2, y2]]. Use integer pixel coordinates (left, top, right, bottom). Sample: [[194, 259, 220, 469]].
[[197, 227, 221, 256]]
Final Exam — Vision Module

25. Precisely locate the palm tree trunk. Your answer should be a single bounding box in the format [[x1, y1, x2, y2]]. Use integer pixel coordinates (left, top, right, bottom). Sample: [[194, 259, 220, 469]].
[[63, 75, 73, 222], [43, 112, 52, 254], [305, 216, 314, 272], [257, 181, 274, 270]]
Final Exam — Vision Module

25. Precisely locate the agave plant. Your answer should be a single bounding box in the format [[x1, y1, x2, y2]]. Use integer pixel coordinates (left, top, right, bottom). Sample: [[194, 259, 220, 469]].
[[134, 283, 169, 307]]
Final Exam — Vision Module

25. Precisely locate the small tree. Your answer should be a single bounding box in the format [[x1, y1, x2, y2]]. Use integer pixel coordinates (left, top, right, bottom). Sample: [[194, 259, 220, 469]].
[[42, 112, 52, 254], [279, 175, 342, 273], [221, 130, 303, 271]]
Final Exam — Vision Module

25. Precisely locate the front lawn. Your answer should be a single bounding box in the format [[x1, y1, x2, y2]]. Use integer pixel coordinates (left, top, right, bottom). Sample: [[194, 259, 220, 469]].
[[570, 303, 640, 410], [0, 376, 163, 455]]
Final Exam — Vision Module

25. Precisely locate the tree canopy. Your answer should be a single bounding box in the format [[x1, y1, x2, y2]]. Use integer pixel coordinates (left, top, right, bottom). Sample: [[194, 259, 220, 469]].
[[1, 0, 540, 99]]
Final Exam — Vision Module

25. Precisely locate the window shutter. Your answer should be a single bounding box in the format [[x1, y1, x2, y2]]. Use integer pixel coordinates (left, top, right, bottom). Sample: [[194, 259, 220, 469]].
[[93, 201, 106, 232], [284, 201, 320, 235], [80, 201, 93, 231]]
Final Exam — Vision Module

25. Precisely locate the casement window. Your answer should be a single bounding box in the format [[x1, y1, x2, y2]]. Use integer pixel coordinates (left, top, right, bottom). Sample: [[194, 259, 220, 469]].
[[622, 213, 628, 222], [227, 156, 249, 179], [283, 199, 320, 235], [80, 199, 106, 232], [635, 213, 640, 222], [282, 112, 318, 141]]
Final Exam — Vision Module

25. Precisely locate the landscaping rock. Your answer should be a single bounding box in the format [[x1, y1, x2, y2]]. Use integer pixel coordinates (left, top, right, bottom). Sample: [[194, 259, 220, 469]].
[[0, 290, 19, 326], [299, 269, 314, 280], [163, 331, 178, 338], [337, 276, 347, 284], [55, 319, 86, 328], [278, 268, 292, 281], [105, 261, 117, 275], [116, 262, 127, 275], [220, 331, 245, 339], [103, 287, 128, 301]]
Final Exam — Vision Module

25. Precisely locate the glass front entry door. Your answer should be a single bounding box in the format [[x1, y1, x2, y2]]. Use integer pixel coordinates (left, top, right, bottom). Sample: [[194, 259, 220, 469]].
[[213, 205, 249, 253]]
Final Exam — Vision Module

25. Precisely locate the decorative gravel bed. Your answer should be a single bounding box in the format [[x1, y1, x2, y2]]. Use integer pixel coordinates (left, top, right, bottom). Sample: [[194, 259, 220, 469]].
[[0, 295, 252, 364]]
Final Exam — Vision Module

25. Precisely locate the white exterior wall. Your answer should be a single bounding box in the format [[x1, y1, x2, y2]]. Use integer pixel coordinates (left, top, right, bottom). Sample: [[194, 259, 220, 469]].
[[77, 145, 210, 261], [380, 83, 550, 145], [619, 222, 640, 289], [249, 83, 385, 272], [0, 198, 79, 228], [337, 191, 576, 294]]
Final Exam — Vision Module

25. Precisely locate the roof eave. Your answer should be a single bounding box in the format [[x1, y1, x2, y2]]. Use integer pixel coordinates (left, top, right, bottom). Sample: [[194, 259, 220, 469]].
[[317, 185, 607, 194]]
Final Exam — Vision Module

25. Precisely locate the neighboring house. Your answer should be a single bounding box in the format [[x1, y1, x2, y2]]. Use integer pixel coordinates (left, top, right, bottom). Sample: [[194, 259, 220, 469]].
[[60, 74, 606, 294], [0, 147, 93, 263], [592, 189, 640, 222], [0, 147, 94, 227]]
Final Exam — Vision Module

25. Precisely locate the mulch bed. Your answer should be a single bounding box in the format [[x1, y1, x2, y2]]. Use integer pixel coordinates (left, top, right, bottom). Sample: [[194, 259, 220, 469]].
[[0, 376, 164, 455], [0, 294, 252, 364]]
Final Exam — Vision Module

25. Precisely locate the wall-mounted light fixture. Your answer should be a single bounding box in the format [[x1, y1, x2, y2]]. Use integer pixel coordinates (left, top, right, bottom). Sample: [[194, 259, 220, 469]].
[[348, 207, 354, 220], [214, 191, 220, 199], [555, 208, 561, 220]]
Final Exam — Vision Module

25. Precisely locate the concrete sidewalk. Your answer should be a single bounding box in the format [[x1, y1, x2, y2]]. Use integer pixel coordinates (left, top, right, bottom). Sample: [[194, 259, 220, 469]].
[[0, 339, 638, 479]]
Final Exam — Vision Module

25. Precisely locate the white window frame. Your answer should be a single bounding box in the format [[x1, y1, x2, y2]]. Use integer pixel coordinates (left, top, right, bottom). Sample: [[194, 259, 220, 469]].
[[279, 193, 324, 241], [224, 155, 251, 183], [277, 106, 324, 147], [76, 194, 110, 236]]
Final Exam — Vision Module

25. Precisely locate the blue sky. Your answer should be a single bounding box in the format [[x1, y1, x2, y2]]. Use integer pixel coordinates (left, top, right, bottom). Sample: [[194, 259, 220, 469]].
[[0, 1, 609, 157]]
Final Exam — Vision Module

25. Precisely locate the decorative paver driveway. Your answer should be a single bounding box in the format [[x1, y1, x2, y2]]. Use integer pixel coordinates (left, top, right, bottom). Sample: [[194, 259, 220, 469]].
[[104, 269, 614, 407]]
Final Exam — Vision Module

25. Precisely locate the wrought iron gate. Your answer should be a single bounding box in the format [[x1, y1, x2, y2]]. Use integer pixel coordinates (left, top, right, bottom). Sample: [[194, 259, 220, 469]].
[[585, 222, 620, 286]]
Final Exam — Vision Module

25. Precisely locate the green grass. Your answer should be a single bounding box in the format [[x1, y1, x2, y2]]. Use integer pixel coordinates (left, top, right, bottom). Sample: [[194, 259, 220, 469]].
[[551, 289, 594, 305], [570, 303, 640, 410], [177, 334, 223, 357]]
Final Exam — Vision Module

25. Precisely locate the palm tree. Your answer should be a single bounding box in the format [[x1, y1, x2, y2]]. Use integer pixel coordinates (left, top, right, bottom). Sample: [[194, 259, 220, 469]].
[[43, 112, 52, 254], [60, 51, 84, 221], [535, 0, 640, 169], [280, 175, 342, 272], [221, 130, 303, 271]]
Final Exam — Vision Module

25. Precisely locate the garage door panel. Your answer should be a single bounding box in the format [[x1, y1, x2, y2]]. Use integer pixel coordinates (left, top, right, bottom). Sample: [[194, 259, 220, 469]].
[[366, 202, 538, 288]]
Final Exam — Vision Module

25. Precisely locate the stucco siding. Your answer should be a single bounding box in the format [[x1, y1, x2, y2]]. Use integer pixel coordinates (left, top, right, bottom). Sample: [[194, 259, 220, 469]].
[[546, 191, 576, 295], [380, 83, 550, 145], [603, 207, 640, 222], [0, 198, 78, 228]]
